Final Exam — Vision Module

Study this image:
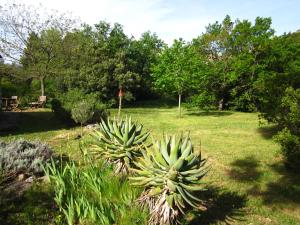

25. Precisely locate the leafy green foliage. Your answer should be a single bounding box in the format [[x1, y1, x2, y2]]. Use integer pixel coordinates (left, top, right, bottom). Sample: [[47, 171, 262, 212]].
[[192, 15, 275, 111], [186, 91, 217, 110], [130, 135, 208, 225], [91, 117, 150, 174], [51, 88, 108, 124], [21, 29, 64, 96], [152, 39, 204, 116], [56, 22, 159, 103], [44, 159, 147, 225], [71, 101, 94, 125], [0, 139, 53, 176], [256, 32, 300, 122], [71, 101, 95, 136], [275, 128, 300, 170], [274, 88, 300, 170]]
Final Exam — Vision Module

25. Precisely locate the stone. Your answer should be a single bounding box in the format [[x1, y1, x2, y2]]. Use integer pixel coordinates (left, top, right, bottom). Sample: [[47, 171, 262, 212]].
[[17, 174, 25, 181], [85, 124, 98, 129], [25, 176, 34, 183]]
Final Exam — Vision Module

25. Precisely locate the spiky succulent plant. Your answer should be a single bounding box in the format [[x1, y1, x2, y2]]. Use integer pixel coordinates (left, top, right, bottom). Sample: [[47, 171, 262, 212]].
[[129, 134, 209, 225], [90, 117, 150, 174]]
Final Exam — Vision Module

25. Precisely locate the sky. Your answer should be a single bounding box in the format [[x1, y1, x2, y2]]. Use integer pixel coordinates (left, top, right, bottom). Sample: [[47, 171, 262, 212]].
[[2, 0, 300, 44]]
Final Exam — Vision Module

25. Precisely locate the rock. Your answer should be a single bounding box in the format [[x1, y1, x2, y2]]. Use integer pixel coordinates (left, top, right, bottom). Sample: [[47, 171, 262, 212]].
[[85, 124, 98, 129], [265, 218, 272, 223], [17, 174, 26, 181], [25, 176, 34, 183], [37, 175, 50, 183]]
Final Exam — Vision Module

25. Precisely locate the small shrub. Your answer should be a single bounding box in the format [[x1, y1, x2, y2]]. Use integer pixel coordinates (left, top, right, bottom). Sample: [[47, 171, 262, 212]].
[[0, 139, 53, 176], [129, 134, 209, 225], [51, 89, 108, 124], [275, 128, 300, 170], [274, 88, 300, 170], [186, 92, 217, 110], [71, 101, 94, 136]]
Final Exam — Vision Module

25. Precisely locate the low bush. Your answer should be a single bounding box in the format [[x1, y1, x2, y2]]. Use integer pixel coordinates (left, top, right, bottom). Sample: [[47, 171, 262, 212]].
[[0, 139, 53, 176], [274, 87, 300, 170], [275, 128, 300, 170], [71, 101, 94, 136], [186, 92, 217, 110], [45, 159, 148, 225], [51, 88, 109, 124]]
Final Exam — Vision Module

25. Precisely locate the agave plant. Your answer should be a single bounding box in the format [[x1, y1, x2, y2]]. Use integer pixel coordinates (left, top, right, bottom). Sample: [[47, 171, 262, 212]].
[[129, 134, 209, 225], [90, 117, 150, 174]]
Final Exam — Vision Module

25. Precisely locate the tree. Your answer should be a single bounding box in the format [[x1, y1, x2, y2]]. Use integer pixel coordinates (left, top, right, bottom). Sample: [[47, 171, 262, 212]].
[[0, 3, 77, 95], [152, 39, 204, 117], [128, 32, 165, 100], [21, 29, 63, 96], [192, 15, 274, 111], [0, 61, 24, 111], [255, 30, 300, 122], [57, 22, 142, 105], [193, 15, 234, 110]]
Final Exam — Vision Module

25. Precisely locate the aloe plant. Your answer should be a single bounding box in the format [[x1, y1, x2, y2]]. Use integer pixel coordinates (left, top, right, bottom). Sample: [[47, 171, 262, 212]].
[[91, 117, 150, 174], [129, 134, 209, 225]]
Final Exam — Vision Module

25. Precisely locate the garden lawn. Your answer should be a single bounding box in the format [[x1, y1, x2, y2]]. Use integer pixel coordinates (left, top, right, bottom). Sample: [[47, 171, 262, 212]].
[[1, 106, 300, 225]]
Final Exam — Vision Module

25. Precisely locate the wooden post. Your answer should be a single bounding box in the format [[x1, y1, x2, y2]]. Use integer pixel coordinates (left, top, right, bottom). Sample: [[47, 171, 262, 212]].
[[117, 88, 124, 121], [178, 93, 182, 118]]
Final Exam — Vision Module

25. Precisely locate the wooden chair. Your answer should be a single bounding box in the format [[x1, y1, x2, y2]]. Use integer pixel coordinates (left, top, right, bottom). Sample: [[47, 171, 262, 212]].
[[29, 96, 47, 108], [10, 96, 21, 111], [1, 97, 10, 111]]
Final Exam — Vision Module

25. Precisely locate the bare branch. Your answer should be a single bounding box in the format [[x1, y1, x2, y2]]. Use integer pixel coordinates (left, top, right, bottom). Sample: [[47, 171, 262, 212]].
[[0, 2, 79, 64]]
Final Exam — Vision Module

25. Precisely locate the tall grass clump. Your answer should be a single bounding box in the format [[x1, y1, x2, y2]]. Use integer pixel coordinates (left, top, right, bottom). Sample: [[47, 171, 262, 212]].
[[44, 158, 148, 225]]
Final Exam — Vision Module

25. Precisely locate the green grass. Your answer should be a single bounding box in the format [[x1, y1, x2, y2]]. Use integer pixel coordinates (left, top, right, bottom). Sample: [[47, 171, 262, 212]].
[[1, 106, 300, 224]]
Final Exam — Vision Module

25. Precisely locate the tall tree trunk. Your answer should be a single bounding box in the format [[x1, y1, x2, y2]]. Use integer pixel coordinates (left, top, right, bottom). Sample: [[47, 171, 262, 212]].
[[218, 98, 224, 111], [0, 77, 2, 112], [178, 93, 182, 118], [40, 76, 45, 96]]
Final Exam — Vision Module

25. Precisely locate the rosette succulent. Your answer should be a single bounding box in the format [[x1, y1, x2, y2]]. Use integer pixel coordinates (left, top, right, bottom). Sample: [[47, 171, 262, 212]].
[[91, 117, 150, 174], [129, 134, 209, 225]]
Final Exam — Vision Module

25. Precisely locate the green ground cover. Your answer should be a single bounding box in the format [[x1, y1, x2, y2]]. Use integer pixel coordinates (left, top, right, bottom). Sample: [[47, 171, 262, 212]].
[[1, 106, 299, 225]]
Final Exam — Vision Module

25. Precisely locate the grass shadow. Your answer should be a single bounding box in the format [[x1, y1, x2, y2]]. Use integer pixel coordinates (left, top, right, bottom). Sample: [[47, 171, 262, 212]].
[[0, 154, 74, 224], [227, 156, 262, 182], [187, 111, 233, 117], [0, 110, 74, 136], [186, 186, 247, 225], [256, 125, 280, 140], [262, 163, 300, 205], [0, 183, 59, 225], [228, 156, 300, 207]]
